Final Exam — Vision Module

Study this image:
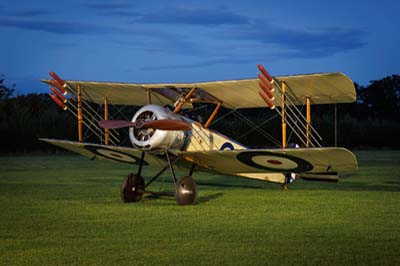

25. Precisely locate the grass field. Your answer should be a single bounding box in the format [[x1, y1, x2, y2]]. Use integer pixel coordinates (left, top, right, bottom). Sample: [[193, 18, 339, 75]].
[[0, 150, 399, 265]]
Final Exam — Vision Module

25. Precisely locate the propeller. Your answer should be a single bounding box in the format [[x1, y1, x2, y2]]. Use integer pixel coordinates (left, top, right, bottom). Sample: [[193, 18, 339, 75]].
[[98, 119, 191, 131]]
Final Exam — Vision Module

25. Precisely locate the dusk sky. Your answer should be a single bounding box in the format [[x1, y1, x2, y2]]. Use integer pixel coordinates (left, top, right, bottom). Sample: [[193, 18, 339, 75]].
[[1, 0, 399, 94]]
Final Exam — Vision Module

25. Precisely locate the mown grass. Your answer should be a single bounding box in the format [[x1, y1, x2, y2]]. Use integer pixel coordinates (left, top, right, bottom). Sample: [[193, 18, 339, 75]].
[[0, 150, 399, 265]]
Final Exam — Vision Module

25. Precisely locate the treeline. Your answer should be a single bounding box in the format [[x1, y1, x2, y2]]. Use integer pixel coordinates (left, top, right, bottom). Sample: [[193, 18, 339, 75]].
[[0, 75, 399, 153]]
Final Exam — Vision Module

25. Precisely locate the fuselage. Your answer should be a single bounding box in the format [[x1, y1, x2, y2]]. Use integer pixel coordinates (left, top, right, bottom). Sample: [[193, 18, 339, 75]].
[[128, 104, 246, 154]]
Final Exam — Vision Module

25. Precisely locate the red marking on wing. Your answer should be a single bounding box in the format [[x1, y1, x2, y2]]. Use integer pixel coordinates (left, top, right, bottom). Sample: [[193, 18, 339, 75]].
[[267, 159, 282, 165]]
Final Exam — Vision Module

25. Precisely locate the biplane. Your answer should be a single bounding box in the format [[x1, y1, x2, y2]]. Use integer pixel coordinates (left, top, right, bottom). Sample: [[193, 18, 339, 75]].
[[40, 64, 358, 205]]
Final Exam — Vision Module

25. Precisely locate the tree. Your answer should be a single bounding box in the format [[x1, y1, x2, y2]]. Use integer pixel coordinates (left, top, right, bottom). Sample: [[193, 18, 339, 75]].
[[0, 77, 15, 100], [363, 75, 400, 119]]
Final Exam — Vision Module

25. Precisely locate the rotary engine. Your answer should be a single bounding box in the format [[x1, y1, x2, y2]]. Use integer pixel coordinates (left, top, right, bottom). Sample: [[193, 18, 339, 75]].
[[129, 105, 189, 152]]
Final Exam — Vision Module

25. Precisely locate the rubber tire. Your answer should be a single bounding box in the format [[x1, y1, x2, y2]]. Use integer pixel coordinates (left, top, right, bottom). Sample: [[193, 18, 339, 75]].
[[175, 176, 197, 205], [121, 173, 145, 203]]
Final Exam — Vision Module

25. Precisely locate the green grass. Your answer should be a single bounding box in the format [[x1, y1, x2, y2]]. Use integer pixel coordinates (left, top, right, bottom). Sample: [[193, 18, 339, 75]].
[[0, 151, 399, 265]]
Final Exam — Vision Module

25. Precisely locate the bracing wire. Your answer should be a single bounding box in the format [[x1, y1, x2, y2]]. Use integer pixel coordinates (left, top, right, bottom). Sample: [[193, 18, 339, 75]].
[[271, 81, 323, 147], [209, 109, 236, 126], [236, 113, 279, 141], [273, 107, 308, 147], [63, 102, 110, 143], [67, 85, 121, 143], [194, 103, 281, 147], [232, 111, 282, 147], [68, 98, 119, 145], [286, 104, 305, 144], [271, 94, 311, 146], [276, 82, 323, 143]]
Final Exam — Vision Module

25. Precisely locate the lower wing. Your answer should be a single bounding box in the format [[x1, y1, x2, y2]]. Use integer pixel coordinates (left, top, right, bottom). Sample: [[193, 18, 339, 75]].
[[39, 138, 165, 167], [180, 147, 357, 183]]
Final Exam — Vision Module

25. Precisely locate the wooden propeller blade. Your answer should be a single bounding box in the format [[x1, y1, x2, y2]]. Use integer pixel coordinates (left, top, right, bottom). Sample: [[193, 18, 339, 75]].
[[143, 120, 192, 131], [98, 119, 191, 131], [98, 120, 136, 129]]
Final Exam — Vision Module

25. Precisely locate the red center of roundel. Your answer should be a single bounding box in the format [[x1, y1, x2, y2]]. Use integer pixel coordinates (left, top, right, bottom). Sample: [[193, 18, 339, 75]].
[[267, 159, 282, 165]]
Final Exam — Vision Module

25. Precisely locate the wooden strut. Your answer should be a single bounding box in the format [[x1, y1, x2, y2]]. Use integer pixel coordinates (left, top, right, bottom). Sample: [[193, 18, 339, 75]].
[[173, 87, 196, 113], [281, 82, 287, 149], [77, 84, 83, 143], [104, 97, 109, 145], [204, 101, 222, 128], [306, 97, 311, 148], [146, 88, 152, 104]]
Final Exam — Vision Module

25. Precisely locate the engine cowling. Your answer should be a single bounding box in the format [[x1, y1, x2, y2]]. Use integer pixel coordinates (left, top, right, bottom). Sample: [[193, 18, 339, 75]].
[[129, 105, 189, 152]]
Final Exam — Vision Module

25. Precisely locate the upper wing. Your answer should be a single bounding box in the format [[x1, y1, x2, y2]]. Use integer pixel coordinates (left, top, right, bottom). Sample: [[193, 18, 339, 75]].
[[275, 73, 356, 105], [41, 80, 182, 107], [39, 138, 166, 167], [191, 73, 356, 108], [42, 72, 355, 109], [180, 147, 358, 176]]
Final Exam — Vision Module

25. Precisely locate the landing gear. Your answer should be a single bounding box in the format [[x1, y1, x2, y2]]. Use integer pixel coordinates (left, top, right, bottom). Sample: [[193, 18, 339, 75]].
[[121, 151, 146, 203], [175, 175, 197, 205], [281, 172, 295, 191], [165, 152, 198, 205], [120, 151, 198, 205], [121, 173, 145, 203]]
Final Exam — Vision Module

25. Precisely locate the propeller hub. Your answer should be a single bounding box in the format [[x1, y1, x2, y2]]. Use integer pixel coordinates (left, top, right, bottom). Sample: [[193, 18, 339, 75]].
[[132, 111, 157, 142]]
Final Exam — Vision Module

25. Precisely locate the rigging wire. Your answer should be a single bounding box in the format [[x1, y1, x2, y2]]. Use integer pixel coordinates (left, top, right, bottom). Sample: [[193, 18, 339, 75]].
[[69, 98, 119, 145], [275, 82, 323, 144], [62, 102, 108, 143], [66, 86, 121, 143], [232, 110, 282, 147], [209, 109, 236, 126], [286, 104, 305, 144], [271, 82, 322, 147], [272, 92, 313, 147], [273, 107, 308, 147], [195, 103, 281, 147], [83, 102, 105, 143], [236, 113, 279, 141]]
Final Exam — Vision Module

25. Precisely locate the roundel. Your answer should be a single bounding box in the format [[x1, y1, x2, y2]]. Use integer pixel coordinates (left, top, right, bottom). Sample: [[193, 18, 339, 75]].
[[220, 142, 234, 151], [85, 145, 147, 165], [236, 151, 313, 172]]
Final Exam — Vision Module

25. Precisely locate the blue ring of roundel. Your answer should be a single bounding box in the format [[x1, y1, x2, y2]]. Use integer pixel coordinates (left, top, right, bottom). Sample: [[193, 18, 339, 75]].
[[85, 145, 148, 165], [220, 142, 234, 150]]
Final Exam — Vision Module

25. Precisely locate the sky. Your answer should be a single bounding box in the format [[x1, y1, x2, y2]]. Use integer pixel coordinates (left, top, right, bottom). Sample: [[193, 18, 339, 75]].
[[0, 0, 399, 94]]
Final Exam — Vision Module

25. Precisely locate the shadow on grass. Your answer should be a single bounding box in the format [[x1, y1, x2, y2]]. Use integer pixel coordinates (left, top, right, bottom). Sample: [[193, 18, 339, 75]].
[[143, 191, 224, 205], [144, 191, 175, 201], [87, 170, 400, 193], [196, 181, 265, 190], [197, 192, 224, 204]]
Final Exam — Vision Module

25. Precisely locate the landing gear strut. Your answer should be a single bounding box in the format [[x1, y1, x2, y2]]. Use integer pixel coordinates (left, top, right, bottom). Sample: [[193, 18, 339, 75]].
[[121, 151, 145, 203], [121, 151, 198, 205]]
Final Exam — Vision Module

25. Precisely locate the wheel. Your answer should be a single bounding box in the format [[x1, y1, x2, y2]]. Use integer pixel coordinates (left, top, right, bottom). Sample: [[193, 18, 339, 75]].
[[121, 173, 145, 203], [175, 176, 197, 205]]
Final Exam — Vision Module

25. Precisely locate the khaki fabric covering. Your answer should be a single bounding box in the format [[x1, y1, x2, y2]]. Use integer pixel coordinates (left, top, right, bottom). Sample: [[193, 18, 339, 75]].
[[39, 138, 165, 167], [180, 147, 358, 175], [40, 139, 357, 184], [42, 72, 355, 109]]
